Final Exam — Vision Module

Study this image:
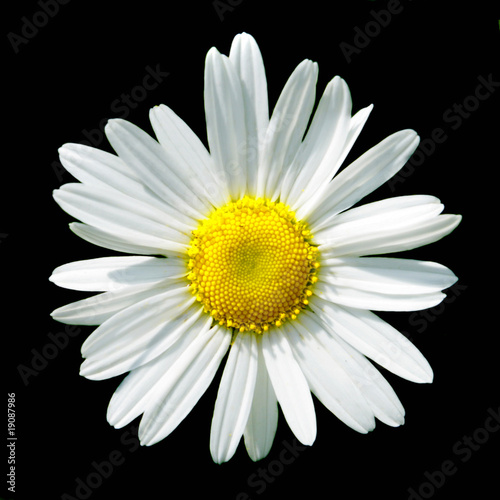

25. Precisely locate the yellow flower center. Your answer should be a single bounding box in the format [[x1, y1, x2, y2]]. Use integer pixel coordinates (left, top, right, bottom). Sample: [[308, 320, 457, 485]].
[[187, 196, 319, 333]]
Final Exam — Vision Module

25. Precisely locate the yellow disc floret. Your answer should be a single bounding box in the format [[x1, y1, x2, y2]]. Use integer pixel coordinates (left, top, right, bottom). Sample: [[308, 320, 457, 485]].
[[187, 196, 319, 333]]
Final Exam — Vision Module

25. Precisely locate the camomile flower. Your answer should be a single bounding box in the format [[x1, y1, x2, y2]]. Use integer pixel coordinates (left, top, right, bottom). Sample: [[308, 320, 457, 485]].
[[50, 33, 461, 463]]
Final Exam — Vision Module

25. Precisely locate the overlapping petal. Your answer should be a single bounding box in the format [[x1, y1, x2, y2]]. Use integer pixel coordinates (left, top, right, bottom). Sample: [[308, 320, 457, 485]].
[[53, 183, 191, 254], [243, 338, 278, 461], [107, 315, 216, 430], [205, 47, 248, 200], [49, 32, 461, 463], [310, 298, 433, 383], [80, 288, 200, 380], [228, 33, 269, 197], [210, 332, 258, 463], [261, 328, 317, 446], [138, 324, 231, 446], [258, 59, 318, 199]]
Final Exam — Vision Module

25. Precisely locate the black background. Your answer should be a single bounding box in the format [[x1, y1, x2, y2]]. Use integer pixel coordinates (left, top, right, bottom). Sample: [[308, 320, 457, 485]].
[[4, 1, 499, 499]]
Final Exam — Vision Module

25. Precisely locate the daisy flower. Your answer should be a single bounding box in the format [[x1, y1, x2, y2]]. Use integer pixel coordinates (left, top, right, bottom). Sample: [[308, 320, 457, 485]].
[[50, 33, 461, 463]]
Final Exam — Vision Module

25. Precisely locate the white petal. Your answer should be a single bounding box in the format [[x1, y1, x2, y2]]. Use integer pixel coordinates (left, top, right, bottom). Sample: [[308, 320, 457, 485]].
[[310, 298, 433, 383], [284, 76, 352, 210], [80, 289, 199, 380], [333, 337, 405, 427], [309, 130, 420, 230], [69, 223, 182, 257], [243, 337, 278, 461], [53, 183, 191, 254], [334, 104, 374, 173], [105, 118, 209, 219], [149, 104, 228, 207], [49, 256, 186, 292], [210, 333, 258, 463], [320, 194, 442, 229], [258, 59, 318, 199], [80, 285, 193, 357], [261, 328, 316, 445], [58, 143, 189, 217], [283, 320, 375, 433], [300, 311, 404, 427], [229, 33, 269, 198], [204, 47, 247, 200], [107, 314, 213, 429], [313, 281, 445, 311], [316, 195, 461, 257], [320, 257, 458, 295], [295, 103, 373, 220], [50, 280, 179, 326], [139, 324, 231, 446]]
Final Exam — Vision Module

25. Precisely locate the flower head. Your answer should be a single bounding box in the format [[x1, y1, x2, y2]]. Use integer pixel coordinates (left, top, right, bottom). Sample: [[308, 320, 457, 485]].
[[50, 33, 461, 463]]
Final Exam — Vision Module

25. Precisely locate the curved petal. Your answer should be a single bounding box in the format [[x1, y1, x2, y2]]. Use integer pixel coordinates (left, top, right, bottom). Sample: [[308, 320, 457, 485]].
[[107, 314, 213, 429], [316, 195, 461, 257], [258, 59, 318, 199], [308, 130, 420, 231], [299, 312, 404, 427], [310, 298, 433, 383], [319, 257, 458, 295], [139, 324, 231, 446], [210, 333, 258, 463], [333, 337, 405, 427], [204, 47, 247, 200], [261, 328, 316, 445], [50, 280, 181, 326], [58, 143, 186, 217], [283, 320, 376, 433], [243, 337, 278, 461], [49, 256, 186, 292], [229, 33, 269, 198], [105, 118, 210, 219], [80, 289, 199, 380], [283, 76, 352, 210], [295, 103, 373, 220], [54, 183, 191, 254], [313, 281, 445, 311], [69, 222, 184, 257], [149, 104, 228, 207]]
